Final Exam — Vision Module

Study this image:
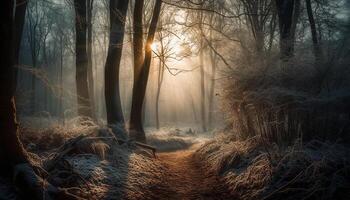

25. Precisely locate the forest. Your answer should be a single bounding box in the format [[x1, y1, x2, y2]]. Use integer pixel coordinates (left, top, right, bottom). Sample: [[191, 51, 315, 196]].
[[0, 0, 350, 199]]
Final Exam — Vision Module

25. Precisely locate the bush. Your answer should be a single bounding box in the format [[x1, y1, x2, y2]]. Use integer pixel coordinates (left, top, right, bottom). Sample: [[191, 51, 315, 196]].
[[221, 46, 350, 144]]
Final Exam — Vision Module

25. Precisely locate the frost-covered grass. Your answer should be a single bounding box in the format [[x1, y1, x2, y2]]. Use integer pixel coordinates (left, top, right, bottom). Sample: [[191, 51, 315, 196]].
[[20, 117, 99, 152], [16, 117, 223, 199], [221, 48, 350, 145], [146, 127, 212, 152], [17, 118, 177, 199], [194, 135, 350, 200]]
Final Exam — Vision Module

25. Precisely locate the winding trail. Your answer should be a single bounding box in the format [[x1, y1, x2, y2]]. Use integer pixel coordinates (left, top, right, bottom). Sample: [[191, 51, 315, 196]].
[[155, 147, 233, 200]]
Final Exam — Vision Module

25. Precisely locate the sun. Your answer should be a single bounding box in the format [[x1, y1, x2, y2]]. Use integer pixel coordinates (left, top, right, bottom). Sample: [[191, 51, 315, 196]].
[[150, 42, 158, 51]]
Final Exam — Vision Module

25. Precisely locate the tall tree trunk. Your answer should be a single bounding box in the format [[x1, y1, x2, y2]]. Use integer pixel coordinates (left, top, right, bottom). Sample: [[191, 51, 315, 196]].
[[129, 0, 144, 141], [14, 0, 27, 90], [87, 0, 96, 120], [30, 56, 36, 114], [208, 48, 217, 130], [305, 0, 322, 62], [74, 0, 92, 118], [0, 0, 28, 169], [59, 35, 65, 125], [42, 42, 49, 112], [190, 93, 199, 124], [104, 0, 129, 125], [199, 38, 207, 132], [130, 0, 162, 142], [198, 9, 207, 132], [268, 10, 277, 52], [155, 58, 164, 130], [276, 0, 301, 60], [0, 2, 80, 199]]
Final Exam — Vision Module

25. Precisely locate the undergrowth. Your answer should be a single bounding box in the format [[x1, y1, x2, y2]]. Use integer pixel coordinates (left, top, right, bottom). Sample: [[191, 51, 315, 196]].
[[195, 136, 350, 200]]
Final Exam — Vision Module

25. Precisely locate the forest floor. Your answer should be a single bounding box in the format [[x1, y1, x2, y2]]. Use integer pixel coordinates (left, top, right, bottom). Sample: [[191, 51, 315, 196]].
[[2, 118, 349, 200], [155, 145, 233, 200], [12, 120, 234, 200]]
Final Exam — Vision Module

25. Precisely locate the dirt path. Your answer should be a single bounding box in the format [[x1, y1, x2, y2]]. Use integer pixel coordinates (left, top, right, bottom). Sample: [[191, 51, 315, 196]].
[[155, 148, 233, 200]]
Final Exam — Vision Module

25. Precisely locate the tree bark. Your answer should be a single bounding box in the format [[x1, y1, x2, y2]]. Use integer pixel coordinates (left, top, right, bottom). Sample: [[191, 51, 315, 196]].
[[104, 0, 129, 125], [130, 0, 162, 142], [74, 0, 92, 118], [0, 0, 28, 167]]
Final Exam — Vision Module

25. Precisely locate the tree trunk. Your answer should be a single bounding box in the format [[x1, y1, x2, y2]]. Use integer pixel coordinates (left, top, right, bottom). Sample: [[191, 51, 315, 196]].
[[59, 35, 65, 125], [155, 58, 164, 130], [130, 0, 162, 142], [87, 0, 96, 120], [1, 2, 81, 199], [31, 56, 36, 114], [74, 0, 92, 118], [305, 0, 323, 62], [199, 39, 207, 132], [14, 0, 27, 90], [276, 0, 301, 60], [208, 48, 217, 130], [268, 10, 277, 52], [129, 0, 144, 141], [0, 0, 28, 167], [198, 9, 207, 132], [104, 0, 129, 125]]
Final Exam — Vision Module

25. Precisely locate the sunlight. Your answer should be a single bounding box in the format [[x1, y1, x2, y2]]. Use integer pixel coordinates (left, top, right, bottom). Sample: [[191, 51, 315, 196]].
[[151, 42, 158, 51], [174, 10, 186, 24], [5, 0, 349, 199]]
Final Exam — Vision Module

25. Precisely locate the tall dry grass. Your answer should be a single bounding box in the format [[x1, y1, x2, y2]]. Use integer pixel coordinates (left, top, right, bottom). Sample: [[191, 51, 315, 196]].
[[221, 41, 350, 145]]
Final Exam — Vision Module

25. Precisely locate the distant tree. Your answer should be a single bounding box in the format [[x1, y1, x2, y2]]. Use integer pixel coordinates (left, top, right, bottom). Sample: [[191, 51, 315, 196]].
[[275, 0, 301, 59], [240, 0, 272, 53], [74, 0, 93, 117], [104, 0, 129, 125], [199, 12, 207, 132], [305, 0, 323, 62], [26, 0, 51, 113], [87, 0, 96, 120], [130, 0, 162, 142]]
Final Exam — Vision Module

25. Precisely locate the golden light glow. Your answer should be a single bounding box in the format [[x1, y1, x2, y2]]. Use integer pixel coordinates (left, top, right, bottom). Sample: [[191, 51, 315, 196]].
[[151, 42, 158, 51]]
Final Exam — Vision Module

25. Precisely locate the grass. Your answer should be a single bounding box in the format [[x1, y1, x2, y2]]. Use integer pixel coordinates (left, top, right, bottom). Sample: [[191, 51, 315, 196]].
[[194, 135, 350, 200]]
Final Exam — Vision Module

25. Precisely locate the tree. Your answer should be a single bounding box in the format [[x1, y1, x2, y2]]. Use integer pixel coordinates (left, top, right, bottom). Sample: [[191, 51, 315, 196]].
[[87, 0, 96, 120], [74, 0, 92, 117], [26, 0, 50, 114], [0, 1, 79, 199], [130, 0, 162, 142], [0, 0, 29, 172], [153, 19, 174, 130], [154, 27, 167, 130], [104, 0, 129, 125], [305, 0, 323, 62], [198, 7, 207, 132], [275, 0, 301, 59], [241, 0, 273, 53]]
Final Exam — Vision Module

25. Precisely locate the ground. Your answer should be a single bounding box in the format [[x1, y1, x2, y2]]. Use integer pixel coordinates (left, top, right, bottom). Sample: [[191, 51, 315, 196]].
[[2, 120, 348, 200], [16, 123, 234, 200], [156, 146, 233, 200]]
